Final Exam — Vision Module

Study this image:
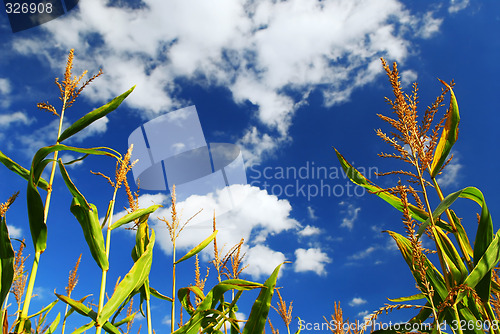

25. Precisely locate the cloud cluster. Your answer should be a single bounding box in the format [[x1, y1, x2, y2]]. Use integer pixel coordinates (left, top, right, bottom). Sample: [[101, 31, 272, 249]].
[[10, 0, 447, 164]]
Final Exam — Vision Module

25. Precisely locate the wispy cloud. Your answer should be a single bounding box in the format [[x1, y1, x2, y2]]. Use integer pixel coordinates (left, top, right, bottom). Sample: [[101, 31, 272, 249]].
[[0, 111, 33, 128], [294, 247, 331, 276], [339, 202, 361, 230], [307, 206, 318, 220], [436, 156, 462, 188], [349, 297, 368, 307], [449, 0, 470, 13], [349, 246, 377, 260], [0, 78, 12, 108]]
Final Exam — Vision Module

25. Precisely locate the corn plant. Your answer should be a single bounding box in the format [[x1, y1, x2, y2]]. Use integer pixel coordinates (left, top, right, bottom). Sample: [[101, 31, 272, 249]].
[[334, 59, 499, 334], [0, 49, 291, 334]]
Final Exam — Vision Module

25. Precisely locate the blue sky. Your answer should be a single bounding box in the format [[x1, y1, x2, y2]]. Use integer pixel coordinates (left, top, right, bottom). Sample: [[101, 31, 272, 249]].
[[1, 0, 500, 332]]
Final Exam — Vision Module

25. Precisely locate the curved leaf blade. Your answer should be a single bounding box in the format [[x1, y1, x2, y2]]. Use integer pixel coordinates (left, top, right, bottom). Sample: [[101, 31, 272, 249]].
[[58, 86, 135, 143], [242, 263, 282, 334], [110, 205, 161, 231], [97, 230, 155, 325], [175, 230, 218, 264], [0, 150, 49, 190], [70, 198, 109, 271], [55, 294, 120, 334], [334, 148, 429, 222], [430, 80, 460, 178], [0, 214, 15, 306]]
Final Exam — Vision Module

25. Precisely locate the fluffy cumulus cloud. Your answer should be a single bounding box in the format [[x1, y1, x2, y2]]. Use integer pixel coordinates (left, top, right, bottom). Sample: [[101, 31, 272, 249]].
[[10, 0, 444, 164], [243, 244, 286, 279], [7, 225, 22, 239], [294, 247, 331, 275], [111, 184, 299, 279], [298, 224, 321, 237]]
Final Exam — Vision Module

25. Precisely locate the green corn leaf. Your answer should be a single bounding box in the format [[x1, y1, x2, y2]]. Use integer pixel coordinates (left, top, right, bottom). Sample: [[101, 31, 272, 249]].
[[414, 186, 493, 300], [55, 294, 120, 334], [97, 230, 155, 325], [417, 187, 489, 238], [472, 193, 493, 302], [0, 149, 49, 190], [433, 226, 468, 284], [110, 205, 161, 231], [242, 264, 282, 334], [178, 286, 205, 316], [385, 231, 448, 302], [112, 312, 136, 327], [388, 293, 425, 302], [26, 175, 47, 253], [26, 144, 119, 253], [174, 279, 264, 334], [45, 313, 60, 334], [334, 148, 429, 223], [0, 214, 15, 307], [70, 198, 109, 271], [463, 228, 500, 294], [58, 86, 135, 143], [14, 318, 31, 334], [63, 294, 92, 321], [175, 230, 218, 264], [295, 317, 302, 334], [407, 302, 432, 325], [430, 80, 460, 178], [450, 209, 473, 259], [26, 299, 58, 319], [71, 322, 94, 334], [150, 286, 173, 302], [58, 160, 90, 209]]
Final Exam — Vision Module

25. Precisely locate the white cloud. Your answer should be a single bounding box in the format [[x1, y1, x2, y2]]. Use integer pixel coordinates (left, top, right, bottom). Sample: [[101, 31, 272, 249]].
[[112, 185, 298, 280], [0, 78, 10, 95], [417, 11, 443, 38], [449, 0, 470, 13], [9, 0, 446, 164], [400, 70, 418, 88], [243, 244, 286, 279], [0, 78, 12, 108], [0, 111, 33, 128], [436, 157, 462, 187], [294, 247, 331, 276], [349, 297, 367, 307], [357, 310, 370, 319], [307, 206, 318, 220], [340, 203, 361, 230], [298, 225, 321, 237], [349, 246, 377, 260], [162, 315, 171, 326], [7, 225, 22, 239]]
